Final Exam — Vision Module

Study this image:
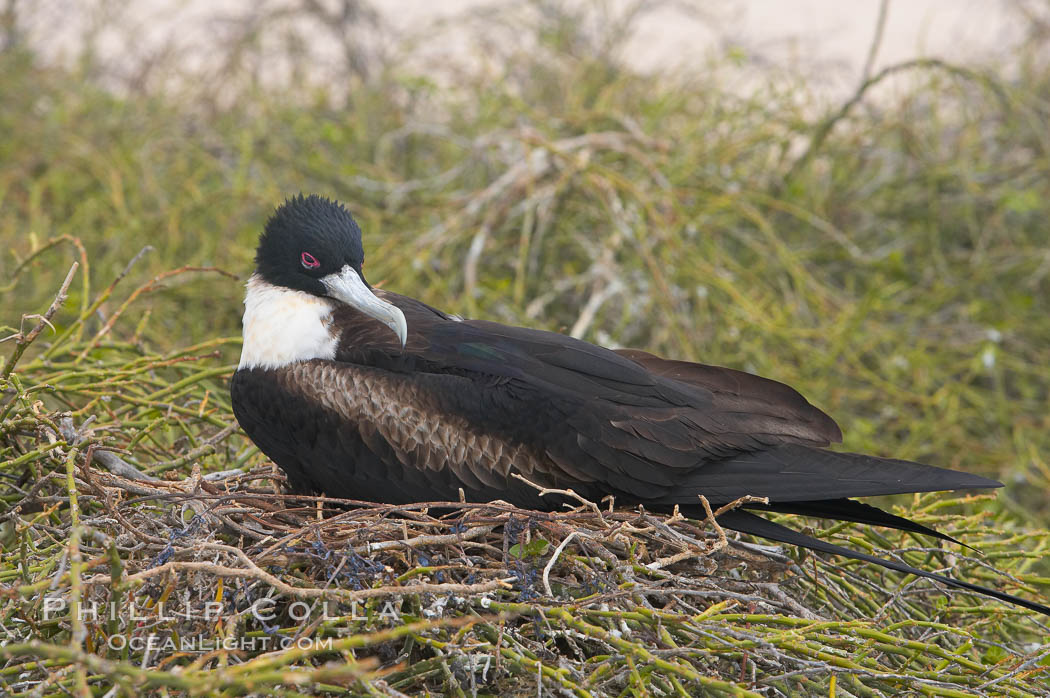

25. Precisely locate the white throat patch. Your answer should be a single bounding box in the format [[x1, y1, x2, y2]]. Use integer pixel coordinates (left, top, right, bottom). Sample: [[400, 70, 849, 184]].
[[238, 275, 339, 370]]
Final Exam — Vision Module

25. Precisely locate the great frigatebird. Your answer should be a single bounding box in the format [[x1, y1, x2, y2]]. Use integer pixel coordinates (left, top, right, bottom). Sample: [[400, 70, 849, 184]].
[[230, 194, 1050, 615]]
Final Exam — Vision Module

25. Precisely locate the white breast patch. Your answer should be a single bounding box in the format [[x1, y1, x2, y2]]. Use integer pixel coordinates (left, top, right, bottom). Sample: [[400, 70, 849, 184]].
[[238, 275, 339, 370]]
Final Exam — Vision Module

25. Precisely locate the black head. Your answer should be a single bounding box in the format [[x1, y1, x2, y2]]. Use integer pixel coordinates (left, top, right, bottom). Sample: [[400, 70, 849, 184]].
[[255, 194, 367, 296], [252, 194, 408, 346]]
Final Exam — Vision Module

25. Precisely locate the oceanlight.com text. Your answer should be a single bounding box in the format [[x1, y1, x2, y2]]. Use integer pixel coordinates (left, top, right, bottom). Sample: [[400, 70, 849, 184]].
[[105, 634, 335, 652]]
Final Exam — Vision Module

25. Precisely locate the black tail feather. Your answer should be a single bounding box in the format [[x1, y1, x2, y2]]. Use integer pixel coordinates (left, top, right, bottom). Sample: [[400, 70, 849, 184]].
[[676, 445, 1003, 504], [716, 509, 1050, 617], [749, 498, 965, 547]]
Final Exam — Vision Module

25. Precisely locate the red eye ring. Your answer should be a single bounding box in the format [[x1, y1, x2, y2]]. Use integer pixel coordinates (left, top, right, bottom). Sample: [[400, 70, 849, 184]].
[[300, 252, 320, 269]]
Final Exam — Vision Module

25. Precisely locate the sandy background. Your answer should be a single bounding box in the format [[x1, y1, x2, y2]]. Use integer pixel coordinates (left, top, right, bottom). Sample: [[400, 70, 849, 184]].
[[22, 0, 1026, 95]]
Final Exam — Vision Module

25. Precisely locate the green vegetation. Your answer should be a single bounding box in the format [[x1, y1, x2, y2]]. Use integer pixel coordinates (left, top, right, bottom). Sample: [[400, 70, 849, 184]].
[[2, 2, 1049, 695]]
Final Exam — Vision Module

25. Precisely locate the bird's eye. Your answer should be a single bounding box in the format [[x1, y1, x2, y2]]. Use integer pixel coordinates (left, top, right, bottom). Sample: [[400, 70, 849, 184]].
[[300, 252, 320, 269]]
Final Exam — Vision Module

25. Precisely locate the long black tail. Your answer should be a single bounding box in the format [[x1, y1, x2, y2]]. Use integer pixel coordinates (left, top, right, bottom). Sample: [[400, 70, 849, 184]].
[[751, 497, 966, 546], [716, 508, 1050, 616]]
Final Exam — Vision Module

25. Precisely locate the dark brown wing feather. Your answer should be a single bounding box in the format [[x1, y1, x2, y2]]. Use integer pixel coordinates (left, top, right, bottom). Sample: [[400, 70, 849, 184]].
[[307, 291, 998, 506], [612, 348, 842, 444]]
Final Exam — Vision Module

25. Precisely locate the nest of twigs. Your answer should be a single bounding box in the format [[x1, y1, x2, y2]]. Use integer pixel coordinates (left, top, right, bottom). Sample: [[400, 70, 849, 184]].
[[84, 463, 788, 611]]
